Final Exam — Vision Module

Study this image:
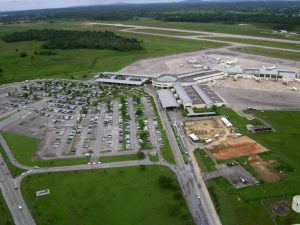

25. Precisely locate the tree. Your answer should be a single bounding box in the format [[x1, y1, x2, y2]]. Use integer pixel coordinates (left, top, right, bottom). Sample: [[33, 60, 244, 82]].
[[19, 52, 28, 58], [0, 68, 3, 73]]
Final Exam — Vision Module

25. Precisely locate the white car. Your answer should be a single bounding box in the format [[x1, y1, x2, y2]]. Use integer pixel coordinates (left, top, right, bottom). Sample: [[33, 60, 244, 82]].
[[18, 205, 23, 210]]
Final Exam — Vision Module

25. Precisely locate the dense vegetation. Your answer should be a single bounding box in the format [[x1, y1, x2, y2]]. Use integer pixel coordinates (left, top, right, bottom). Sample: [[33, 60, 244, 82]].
[[1, 1, 299, 32], [2, 29, 143, 51]]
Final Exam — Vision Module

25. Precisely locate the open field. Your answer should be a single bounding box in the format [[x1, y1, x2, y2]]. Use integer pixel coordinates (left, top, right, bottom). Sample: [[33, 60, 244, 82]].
[[194, 149, 216, 172], [100, 152, 144, 163], [205, 110, 300, 225], [1, 132, 89, 167], [21, 166, 194, 225], [234, 47, 300, 61], [122, 19, 300, 40], [0, 21, 224, 84], [210, 37, 300, 51]]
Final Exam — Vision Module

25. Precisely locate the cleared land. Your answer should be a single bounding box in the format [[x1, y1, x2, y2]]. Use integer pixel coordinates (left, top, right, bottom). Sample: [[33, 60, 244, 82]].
[[209, 136, 268, 161], [234, 47, 300, 61], [205, 110, 300, 225], [0, 21, 224, 84], [21, 166, 194, 225]]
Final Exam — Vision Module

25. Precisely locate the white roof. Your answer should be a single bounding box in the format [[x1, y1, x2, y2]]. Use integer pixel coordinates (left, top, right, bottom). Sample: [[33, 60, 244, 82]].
[[157, 89, 179, 108], [96, 78, 143, 85], [189, 133, 199, 141]]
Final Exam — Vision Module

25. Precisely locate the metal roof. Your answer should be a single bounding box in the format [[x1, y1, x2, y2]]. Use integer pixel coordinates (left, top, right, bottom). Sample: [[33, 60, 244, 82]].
[[157, 89, 179, 108], [192, 85, 213, 105], [102, 72, 155, 78], [173, 83, 192, 105], [96, 78, 143, 85]]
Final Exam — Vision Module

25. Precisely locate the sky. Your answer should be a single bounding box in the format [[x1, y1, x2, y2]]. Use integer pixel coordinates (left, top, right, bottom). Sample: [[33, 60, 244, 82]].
[[0, 0, 182, 12]]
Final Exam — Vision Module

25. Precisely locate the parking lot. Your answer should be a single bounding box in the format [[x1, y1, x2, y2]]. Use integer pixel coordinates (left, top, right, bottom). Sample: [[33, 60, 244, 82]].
[[204, 164, 259, 189], [1, 80, 165, 162]]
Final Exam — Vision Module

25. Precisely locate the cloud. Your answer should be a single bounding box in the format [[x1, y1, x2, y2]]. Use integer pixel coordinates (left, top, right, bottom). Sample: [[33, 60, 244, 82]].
[[0, 0, 180, 12]]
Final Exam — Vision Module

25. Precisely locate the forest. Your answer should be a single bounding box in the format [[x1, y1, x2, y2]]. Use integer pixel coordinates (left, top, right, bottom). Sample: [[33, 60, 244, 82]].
[[1, 29, 143, 51], [1, 1, 300, 31]]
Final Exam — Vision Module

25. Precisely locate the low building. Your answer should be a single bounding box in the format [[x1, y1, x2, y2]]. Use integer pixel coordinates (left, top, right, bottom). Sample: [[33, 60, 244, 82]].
[[152, 75, 177, 89]]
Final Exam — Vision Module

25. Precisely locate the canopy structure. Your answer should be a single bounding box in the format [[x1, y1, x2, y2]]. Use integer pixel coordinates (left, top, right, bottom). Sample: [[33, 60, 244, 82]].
[[157, 89, 179, 108]]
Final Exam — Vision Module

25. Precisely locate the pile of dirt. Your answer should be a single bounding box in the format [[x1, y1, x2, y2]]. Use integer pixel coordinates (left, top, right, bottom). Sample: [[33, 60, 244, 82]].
[[210, 136, 267, 160], [249, 155, 280, 183]]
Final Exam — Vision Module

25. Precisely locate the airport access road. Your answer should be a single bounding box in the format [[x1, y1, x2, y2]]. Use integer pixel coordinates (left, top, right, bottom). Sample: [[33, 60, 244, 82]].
[[0, 153, 36, 225], [144, 86, 222, 225]]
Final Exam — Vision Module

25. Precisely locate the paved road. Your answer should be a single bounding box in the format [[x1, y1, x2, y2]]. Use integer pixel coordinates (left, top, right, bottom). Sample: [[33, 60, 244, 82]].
[[0, 154, 36, 225], [144, 86, 221, 225], [89, 22, 300, 53]]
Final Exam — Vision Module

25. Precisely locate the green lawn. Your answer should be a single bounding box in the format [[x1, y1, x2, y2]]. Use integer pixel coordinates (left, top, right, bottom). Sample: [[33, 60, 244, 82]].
[[100, 152, 144, 163], [205, 110, 300, 225], [0, 191, 13, 225], [122, 19, 300, 40], [194, 149, 216, 172], [209, 37, 300, 51], [149, 153, 159, 162], [216, 107, 263, 134], [234, 47, 300, 61], [0, 21, 224, 84], [21, 166, 194, 225], [1, 132, 89, 167], [0, 145, 24, 177]]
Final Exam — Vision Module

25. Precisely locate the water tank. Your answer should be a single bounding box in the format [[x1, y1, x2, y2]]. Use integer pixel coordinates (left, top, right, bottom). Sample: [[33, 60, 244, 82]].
[[292, 196, 300, 213]]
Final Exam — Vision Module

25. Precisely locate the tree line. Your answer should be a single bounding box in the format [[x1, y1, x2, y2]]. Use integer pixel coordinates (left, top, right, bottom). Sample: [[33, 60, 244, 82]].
[[2, 29, 143, 51], [0, 2, 300, 31]]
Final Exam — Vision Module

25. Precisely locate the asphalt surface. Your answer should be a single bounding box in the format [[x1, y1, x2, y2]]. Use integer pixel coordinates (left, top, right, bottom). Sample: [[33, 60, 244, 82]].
[[90, 22, 300, 53]]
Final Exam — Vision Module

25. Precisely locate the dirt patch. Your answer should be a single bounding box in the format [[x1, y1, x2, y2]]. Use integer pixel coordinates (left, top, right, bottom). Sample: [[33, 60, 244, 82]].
[[209, 136, 267, 160], [272, 201, 290, 216], [184, 118, 229, 144], [249, 155, 280, 183]]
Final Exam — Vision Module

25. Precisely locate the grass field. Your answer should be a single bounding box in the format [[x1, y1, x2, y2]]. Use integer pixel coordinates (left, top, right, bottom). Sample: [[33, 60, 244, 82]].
[[210, 37, 300, 51], [21, 166, 194, 225], [194, 149, 216, 172], [205, 110, 300, 225], [0, 21, 224, 84], [0, 145, 24, 177], [0, 191, 13, 225], [122, 19, 300, 40], [234, 47, 300, 61], [1, 132, 89, 167], [100, 152, 144, 163]]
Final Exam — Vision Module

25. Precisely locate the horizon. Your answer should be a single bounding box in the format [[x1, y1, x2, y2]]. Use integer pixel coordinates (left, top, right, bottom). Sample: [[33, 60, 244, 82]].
[[1, 0, 298, 13], [0, 0, 181, 12]]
